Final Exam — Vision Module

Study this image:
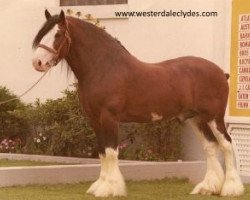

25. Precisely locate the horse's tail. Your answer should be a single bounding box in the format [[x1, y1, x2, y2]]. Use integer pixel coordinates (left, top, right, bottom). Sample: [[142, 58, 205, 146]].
[[225, 73, 230, 80]]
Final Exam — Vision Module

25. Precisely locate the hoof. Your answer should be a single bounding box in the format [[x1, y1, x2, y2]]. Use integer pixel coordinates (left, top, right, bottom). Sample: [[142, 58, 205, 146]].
[[191, 183, 213, 195], [220, 175, 244, 196], [93, 179, 126, 197], [87, 177, 126, 197], [191, 176, 223, 195], [86, 178, 104, 195]]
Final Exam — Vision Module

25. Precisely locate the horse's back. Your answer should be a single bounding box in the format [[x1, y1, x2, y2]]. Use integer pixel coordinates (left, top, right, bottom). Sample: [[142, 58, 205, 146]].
[[158, 56, 229, 120], [159, 56, 225, 77], [159, 56, 228, 93]]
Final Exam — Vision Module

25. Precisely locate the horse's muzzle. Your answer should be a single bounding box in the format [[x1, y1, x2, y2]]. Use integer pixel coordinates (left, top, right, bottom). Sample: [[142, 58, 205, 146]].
[[32, 58, 51, 72]]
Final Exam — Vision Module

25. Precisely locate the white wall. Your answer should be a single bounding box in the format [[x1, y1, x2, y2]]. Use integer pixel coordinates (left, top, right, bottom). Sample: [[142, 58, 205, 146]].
[[102, 0, 230, 67]]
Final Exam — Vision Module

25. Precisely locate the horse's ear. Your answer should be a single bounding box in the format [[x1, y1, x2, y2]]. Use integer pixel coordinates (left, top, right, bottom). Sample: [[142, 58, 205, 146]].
[[59, 10, 66, 25], [45, 9, 51, 20]]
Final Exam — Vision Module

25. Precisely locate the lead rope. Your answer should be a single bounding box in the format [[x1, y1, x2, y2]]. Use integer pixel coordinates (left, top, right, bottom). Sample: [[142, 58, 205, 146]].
[[0, 69, 50, 105]]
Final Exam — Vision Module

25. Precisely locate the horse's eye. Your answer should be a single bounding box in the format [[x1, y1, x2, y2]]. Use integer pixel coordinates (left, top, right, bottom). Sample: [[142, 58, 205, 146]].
[[55, 33, 61, 38]]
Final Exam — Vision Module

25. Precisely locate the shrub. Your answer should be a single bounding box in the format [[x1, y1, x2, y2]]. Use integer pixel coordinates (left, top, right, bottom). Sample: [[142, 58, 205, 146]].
[[119, 120, 183, 161], [0, 86, 28, 145], [23, 88, 96, 157]]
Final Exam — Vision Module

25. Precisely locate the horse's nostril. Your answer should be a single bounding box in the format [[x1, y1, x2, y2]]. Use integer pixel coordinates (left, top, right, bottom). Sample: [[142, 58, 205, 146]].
[[38, 60, 42, 66]]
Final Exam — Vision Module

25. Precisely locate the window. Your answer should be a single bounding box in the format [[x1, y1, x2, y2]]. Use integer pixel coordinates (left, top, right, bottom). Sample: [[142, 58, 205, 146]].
[[60, 0, 128, 6]]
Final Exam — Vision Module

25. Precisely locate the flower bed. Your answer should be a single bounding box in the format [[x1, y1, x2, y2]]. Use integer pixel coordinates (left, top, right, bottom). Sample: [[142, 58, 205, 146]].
[[0, 139, 21, 153]]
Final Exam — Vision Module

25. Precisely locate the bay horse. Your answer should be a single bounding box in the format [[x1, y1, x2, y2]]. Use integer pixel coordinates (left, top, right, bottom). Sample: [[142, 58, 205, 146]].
[[32, 10, 244, 197]]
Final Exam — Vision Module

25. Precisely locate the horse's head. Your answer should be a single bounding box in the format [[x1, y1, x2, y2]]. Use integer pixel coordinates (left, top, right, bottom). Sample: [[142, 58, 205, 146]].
[[32, 10, 71, 72]]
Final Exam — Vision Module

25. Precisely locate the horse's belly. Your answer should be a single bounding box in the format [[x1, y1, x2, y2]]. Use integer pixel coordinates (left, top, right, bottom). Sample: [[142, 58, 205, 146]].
[[120, 102, 180, 123]]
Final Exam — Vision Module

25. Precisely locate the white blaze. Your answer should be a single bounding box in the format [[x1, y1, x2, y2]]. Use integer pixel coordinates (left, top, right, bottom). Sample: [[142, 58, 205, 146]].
[[33, 25, 58, 69]]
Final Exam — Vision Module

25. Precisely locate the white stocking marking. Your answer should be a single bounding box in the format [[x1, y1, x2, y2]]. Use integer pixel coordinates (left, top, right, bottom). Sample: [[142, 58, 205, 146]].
[[208, 120, 244, 196], [188, 120, 224, 195], [86, 148, 126, 197]]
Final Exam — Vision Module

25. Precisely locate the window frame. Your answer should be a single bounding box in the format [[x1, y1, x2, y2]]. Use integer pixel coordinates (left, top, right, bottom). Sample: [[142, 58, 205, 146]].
[[60, 0, 128, 7]]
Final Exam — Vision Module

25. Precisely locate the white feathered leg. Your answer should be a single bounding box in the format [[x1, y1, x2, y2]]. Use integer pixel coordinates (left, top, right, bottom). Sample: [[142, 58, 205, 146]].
[[188, 120, 224, 195], [209, 121, 244, 196], [87, 148, 126, 197]]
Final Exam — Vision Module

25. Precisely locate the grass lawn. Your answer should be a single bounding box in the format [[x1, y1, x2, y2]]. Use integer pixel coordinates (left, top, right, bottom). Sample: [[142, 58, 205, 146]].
[[0, 179, 249, 200], [0, 159, 67, 167]]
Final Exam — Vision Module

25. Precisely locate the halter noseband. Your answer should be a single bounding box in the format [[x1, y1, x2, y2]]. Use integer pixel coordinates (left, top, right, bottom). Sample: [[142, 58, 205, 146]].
[[37, 28, 71, 66]]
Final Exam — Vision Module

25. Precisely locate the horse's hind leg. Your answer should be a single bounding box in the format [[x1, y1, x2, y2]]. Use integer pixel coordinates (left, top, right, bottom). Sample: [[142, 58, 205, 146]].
[[208, 119, 244, 196], [188, 119, 224, 195], [86, 110, 126, 197]]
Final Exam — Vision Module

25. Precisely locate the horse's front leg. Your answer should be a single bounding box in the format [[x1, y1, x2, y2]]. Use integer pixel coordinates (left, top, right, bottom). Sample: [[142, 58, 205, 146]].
[[86, 110, 126, 197]]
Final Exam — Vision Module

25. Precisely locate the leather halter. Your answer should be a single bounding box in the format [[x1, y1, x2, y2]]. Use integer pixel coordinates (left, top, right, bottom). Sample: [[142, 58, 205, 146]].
[[37, 28, 71, 66]]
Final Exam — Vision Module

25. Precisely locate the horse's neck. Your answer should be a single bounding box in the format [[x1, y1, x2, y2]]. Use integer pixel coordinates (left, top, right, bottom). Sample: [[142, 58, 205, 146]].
[[65, 23, 135, 82]]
